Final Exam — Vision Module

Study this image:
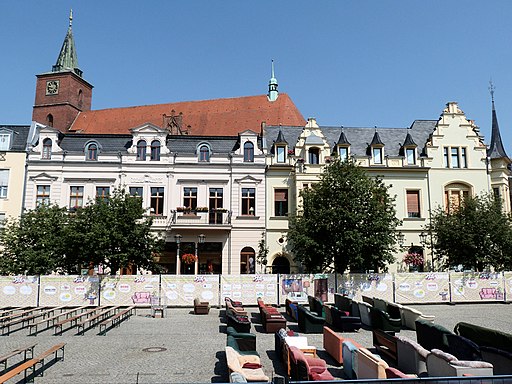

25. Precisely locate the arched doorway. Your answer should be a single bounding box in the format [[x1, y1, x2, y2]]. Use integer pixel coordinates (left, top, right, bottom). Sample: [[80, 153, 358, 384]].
[[272, 256, 290, 274], [240, 247, 255, 274]]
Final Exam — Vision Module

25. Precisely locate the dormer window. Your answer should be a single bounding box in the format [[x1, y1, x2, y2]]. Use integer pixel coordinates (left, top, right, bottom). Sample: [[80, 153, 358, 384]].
[[308, 148, 320, 164], [276, 145, 286, 163], [150, 140, 161, 161], [42, 138, 52, 160], [244, 142, 254, 162], [338, 146, 349, 162], [0, 132, 11, 151], [199, 144, 210, 162], [86, 142, 98, 161], [136, 140, 147, 161], [373, 147, 383, 164], [406, 148, 416, 165]]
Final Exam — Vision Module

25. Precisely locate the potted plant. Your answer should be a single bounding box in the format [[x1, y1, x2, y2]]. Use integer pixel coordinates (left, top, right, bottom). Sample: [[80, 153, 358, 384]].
[[403, 252, 424, 272], [181, 253, 197, 265], [195, 207, 208, 212]]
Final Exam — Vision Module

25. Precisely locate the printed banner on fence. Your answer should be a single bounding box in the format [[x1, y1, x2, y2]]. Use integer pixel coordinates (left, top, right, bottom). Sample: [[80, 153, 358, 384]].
[[221, 275, 278, 305], [450, 272, 505, 302], [394, 272, 450, 304], [0, 275, 39, 307], [100, 275, 161, 306], [160, 275, 220, 307], [39, 275, 100, 307], [504, 272, 512, 302], [280, 274, 336, 305], [337, 273, 393, 302]]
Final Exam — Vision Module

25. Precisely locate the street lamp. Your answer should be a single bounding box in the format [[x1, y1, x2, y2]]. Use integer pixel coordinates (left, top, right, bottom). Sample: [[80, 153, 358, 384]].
[[397, 231, 405, 250], [195, 234, 206, 274], [174, 234, 182, 275]]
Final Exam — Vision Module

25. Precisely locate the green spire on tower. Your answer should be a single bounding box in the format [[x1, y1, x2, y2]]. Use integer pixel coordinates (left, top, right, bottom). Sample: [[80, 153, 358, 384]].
[[52, 9, 83, 77], [267, 60, 279, 102]]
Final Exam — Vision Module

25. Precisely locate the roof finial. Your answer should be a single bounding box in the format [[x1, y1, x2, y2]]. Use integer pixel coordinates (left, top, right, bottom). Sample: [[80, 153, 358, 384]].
[[489, 79, 495, 104], [267, 59, 279, 102], [69, 9, 73, 27]]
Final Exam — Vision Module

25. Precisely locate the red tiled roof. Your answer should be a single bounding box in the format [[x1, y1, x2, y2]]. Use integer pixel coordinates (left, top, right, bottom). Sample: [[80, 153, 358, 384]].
[[70, 94, 305, 135]]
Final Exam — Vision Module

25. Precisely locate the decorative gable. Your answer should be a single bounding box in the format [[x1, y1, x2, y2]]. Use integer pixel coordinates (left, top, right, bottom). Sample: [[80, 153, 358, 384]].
[[128, 123, 170, 155]]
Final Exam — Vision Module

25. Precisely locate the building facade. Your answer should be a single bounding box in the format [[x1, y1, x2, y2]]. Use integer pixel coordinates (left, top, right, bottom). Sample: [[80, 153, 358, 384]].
[[264, 102, 511, 273]]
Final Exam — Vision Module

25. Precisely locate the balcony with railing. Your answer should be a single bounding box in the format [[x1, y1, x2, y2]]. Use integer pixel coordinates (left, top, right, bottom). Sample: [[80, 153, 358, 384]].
[[169, 208, 232, 227]]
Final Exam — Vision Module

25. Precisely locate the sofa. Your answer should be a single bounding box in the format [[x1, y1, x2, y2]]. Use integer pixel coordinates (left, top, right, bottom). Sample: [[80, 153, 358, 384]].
[[445, 334, 483, 361], [329, 306, 361, 332], [372, 328, 397, 363], [297, 305, 325, 333], [193, 297, 210, 315], [227, 312, 251, 333], [385, 367, 417, 378], [257, 298, 286, 333], [283, 336, 317, 376], [285, 298, 298, 320], [415, 318, 453, 352], [227, 327, 257, 355], [334, 293, 353, 313], [274, 328, 299, 363], [323, 326, 362, 364], [426, 348, 493, 377], [401, 305, 435, 330], [225, 346, 269, 382], [307, 295, 325, 317], [131, 291, 151, 304], [356, 347, 389, 379], [354, 300, 372, 327], [396, 335, 429, 376], [369, 307, 401, 333], [225, 300, 248, 317], [342, 340, 359, 379], [454, 321, 512, 374], [288, 346, 334, 381]]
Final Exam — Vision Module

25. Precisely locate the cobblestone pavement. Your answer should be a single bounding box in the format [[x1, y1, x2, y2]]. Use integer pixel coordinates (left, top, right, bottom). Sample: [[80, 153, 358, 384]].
[[0, 303, 510, 383]]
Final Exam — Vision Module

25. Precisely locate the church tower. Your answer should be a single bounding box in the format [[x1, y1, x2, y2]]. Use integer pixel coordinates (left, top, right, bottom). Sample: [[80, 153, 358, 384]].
[[32, 10, 93, 131], [267, 60, 279, 102]]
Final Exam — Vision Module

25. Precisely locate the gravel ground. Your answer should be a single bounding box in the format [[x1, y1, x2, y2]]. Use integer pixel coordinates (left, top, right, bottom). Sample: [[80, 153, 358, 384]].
[[0, 302, 510, 383]]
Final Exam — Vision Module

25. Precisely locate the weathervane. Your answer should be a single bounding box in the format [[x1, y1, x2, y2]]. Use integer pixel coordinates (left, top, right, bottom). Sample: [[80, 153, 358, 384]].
[[489, 79, 495, 103]]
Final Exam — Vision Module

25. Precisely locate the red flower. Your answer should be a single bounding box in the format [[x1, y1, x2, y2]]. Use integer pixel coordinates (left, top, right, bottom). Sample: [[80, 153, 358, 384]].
[[403, 252, 424, 266], [181, 253, 197, 264]]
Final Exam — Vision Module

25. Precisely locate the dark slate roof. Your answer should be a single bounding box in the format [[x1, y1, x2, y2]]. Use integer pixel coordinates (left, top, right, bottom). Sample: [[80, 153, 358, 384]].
[[403, 132, 417, 147], [487, 102, 509, 159], [337, 130, 350, 145], [370, 131, 384, 146], [275, 130, 288, 144], [0, 125, 31, 151], [167, 135, 238, 154], [58, 134, 132, 152], [264, 120, 437, 158]]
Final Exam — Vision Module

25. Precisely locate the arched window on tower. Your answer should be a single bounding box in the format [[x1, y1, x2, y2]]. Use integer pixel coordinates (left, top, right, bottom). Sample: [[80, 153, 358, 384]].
[[42, 138, 52, 160], [78, 89, 83, 108], [47, 114, 54, 127]]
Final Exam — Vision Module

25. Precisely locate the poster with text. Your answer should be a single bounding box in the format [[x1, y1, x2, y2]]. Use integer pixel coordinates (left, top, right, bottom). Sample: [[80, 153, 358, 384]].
[[280, 274, 336, 305], [161, 275, 220, 307], [394, 272, 450, 304], [504, 272, 512, 302], [221, 275, 278, 305], [450, 272, 505, 302], [99, 275, 160, 306], [337, 273, 393, 302], [0, 275, 39, 307], [39, 275, 100, 306]]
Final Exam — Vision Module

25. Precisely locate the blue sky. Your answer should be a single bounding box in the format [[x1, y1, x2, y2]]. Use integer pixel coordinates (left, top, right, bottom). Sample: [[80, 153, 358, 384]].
[[2, 1, 512, 153]]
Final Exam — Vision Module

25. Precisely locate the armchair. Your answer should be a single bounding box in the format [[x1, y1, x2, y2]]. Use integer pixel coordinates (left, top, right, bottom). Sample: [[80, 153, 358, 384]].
[[369, 307, 401, 333], [426, 348, 493, 377], [297, 305, 325, 333], [225, 346, 269, 382], [193, 297, 210, 315]]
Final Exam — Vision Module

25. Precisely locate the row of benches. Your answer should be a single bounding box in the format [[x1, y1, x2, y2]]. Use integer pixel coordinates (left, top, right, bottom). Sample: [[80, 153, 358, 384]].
[[0, 306, 135, 336], [0, 343, 65, 383]]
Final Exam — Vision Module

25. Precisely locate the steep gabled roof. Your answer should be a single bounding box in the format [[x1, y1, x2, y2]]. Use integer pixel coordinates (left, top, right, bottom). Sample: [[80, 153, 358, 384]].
[[487, 101, 509, 159], [70, 94, 305, 136]]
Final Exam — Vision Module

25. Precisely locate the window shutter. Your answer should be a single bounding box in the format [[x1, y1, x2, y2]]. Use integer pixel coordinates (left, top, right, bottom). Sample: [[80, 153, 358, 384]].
[[406, 191, 420, 216]]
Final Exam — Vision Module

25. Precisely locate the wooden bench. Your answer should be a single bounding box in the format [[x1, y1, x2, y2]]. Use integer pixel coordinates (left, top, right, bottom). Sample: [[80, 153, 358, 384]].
[[28, 307, 86, 336], [54, 307, 100, 335], [0, 343, 65, 383], [0, 343, 36, 373], [0, 308, 37, 325], [1, 308, 60, 336], [76, 306, 118, 335], [99, 306, 135, 335]]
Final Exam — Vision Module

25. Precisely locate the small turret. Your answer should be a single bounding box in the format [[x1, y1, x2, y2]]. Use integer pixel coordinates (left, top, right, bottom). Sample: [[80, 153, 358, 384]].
[[267, 60, 279, 102]]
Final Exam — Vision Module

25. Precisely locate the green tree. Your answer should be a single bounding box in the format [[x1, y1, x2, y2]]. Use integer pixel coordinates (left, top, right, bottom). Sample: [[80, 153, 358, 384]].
[[0, 204, 71, 275], [288, 159, 400, 274], [73, 188, 164, 275], [0, 188, 164, 275], [427, 194, 512, 271]]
